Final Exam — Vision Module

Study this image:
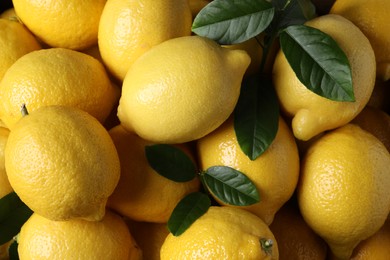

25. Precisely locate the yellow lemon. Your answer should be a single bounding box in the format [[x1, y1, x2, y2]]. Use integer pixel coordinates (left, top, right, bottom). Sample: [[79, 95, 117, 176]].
[[272, 14, 376, 141], [297, 124, 390, 260], [197, 116, 299, 225], [351, 105, 390, 152], [18, 210, 142, 260], [0, 18, 41, 81], [117, 35, 251, 144], [350, 218, 390, 260], [330, 0, 390, 81], [107, 125, 200, 223], [0, 48, 119, 129], [160, 206, 279, 259], [5, 106, 120, 221], [98, 0, 192, 81], [12, 0, 106, 50], [269, 199, 328, 260], [127, 220, 170, 260]]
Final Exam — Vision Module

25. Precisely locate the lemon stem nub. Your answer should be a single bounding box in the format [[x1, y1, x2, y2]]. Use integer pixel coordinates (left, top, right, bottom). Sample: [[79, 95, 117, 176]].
[[260, 238, 273, 255], [21, 104, 29, 116]]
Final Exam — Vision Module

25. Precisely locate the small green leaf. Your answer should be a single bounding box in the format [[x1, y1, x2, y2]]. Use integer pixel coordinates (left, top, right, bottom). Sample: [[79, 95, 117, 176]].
[[167, 192, 211, 236], [234, 75, 279, 160], [192, 0, 275, 44], [145, 144, 197, 182], [8, 240, 19, 260], [202, 166, 259, 206], [280, 24, 354, 101], [0, 192, 33, 245]]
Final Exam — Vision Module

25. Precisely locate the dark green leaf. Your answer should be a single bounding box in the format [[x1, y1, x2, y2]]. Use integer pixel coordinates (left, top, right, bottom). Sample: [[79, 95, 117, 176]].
[[234, 75, 279, 160], [280, 25, 354, 101], [192, 0, 275, 44], [8, 240, 19, 260], [145, 144, 197, 182], [167, 192, 211, 236], [269, 0, 315, 30], [202, 166, 259, 206], [0, 192, 33, 245]]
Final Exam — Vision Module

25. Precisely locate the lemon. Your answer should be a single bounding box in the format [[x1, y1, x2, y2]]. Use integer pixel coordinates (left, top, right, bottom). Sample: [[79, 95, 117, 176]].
[[351, 106, 390, 153], [98, 0, 192, 81], [269, 200, 328, 260], [18, 210, 142, 260], [350, 218, 390, 260], [330, 0, 390, 81], [0, 48, 119, 129], [197, 116, 299, 225], [160, 206, 279, 259], [5, 105, 120, 221], [12, 0, 106, 50], [272, 14, 376, 141], [127, 220, 170, 260], [107, 125, 200, 223], [297, 124, 390, 259], [0, 18, 41, 81], [117, 35, 251, 144]]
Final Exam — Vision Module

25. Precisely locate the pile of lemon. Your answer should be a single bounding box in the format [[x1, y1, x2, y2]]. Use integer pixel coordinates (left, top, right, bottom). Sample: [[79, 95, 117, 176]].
[[0, 0, 390, 259]]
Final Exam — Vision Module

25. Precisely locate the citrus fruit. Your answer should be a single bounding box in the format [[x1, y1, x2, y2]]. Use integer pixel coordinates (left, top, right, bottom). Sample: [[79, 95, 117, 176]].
[[107, 125, 200, 223], [117, 35, 251, 144], [0, 47, 119, 129], [272, 14, 376, 141], [197, 116, 300, 225], [0, 18, 41, 81], [330, 0, 390, 81], [12, 0, 106, 50], [269, 199, 328, 260], [160, 206, 279, 259], [5, 105, 120, 221], [297, 124, 390, 259], [18, 210, 142, 260], [98, 0, 192, 81]]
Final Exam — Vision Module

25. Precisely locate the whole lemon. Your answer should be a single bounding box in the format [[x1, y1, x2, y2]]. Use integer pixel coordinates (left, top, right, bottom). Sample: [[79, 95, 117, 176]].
[[12, 0, 106, 50], [197, 116, 300, 225], [98, 0, 192, 81], [5, 105, 120, 221], [0, 48, 119, 129], [272, 14, 376, 141], [0, 18, 41, 81], [297, 124, 390, 260], [160, 206, 279, 259], [330, 0, 390, 81], [18, 210, 142, 260], [107, 125, 200, 223], [117, 35, 251, 144]]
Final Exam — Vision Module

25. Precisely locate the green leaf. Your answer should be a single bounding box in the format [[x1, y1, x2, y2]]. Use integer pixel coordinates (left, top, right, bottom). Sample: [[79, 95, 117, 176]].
[[192, 0, 275, 45], [8, 240, 19, 260], [145, 144, 197, 182], [202, 166, 259, 206], [234, 75, 279, 160], [270, 0, 316, 30], [0, 192, 33, 245], [280, 24, 354, 101], [167, 192, 211, 236]]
